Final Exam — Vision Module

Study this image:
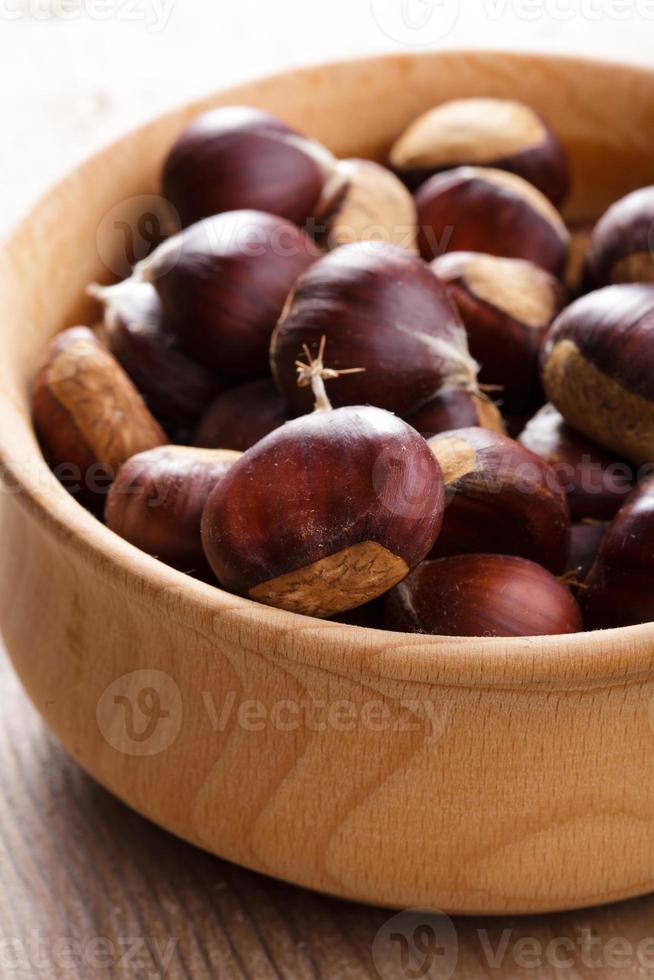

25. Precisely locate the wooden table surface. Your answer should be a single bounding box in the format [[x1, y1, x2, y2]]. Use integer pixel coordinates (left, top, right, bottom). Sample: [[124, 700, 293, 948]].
[[2, 6, 654, 978]]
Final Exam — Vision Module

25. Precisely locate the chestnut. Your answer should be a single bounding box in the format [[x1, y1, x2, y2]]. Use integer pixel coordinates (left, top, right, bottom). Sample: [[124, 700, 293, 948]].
[[541, 284, 654, 465], [201, 344, 445, 617], [32, 326, 167, 507], [162, 106, 340, 228], [106, 445, 240, 574], [583, 476, 654, 629], [137, 210, 321, 380], [585, 186, 654, 288], [567, 521, 608, 583], [389, 98, 570, 205], [405, 386, 505, 437], [518, 404, 633, 521], [384, 555, 583, 637], [431, 251, 563, 398], [88, 279, 218, 429], [270, 241, 478, 418], [427, 426, 570, 572], [194, 379, 287, 452], [415, 166, 570, 276], [313, 158, 418, 253]]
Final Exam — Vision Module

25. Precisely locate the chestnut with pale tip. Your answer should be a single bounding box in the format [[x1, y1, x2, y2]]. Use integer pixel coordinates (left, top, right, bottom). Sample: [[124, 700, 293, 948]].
[[518, 403, 633, 520], [162, 106, 341, 228], [270, 240, 479, 418], [541, 283, 654, 465], [106, 445, 241, 574], [389, 97, 570, 205], [583, 476, 654, 629], [313, 158, 418, 253], [32, 326, 167, 507], [194, 379, 288, 452], [405, 386, 505, 437], [427, 426, 570, 573], [384, 555, 583, 637], [136, 209, 321, 380], [585, 186, 654, 288], [431, 251, 563, 398], [88, 279, 219, 428], [415, 166, 570, 276], [201, 341, 445, 618]]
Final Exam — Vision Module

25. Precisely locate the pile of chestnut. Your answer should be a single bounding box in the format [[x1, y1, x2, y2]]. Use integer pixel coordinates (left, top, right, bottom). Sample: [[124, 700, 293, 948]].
[[32, 97, 654, 637]]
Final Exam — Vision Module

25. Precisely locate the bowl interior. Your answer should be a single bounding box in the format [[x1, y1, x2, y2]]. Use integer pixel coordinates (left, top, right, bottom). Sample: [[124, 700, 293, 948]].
[[3, 50, 654, 687]]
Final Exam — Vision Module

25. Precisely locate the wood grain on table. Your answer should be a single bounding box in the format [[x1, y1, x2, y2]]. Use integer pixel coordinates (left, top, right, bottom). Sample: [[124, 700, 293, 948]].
[[2, 648, 654, 980]]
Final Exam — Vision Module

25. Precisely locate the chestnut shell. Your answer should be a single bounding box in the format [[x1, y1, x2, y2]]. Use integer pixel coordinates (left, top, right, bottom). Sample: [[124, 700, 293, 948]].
[[271, 241, 475, 418], [194, 380, 288, 452], [384, 555, 583, 637]]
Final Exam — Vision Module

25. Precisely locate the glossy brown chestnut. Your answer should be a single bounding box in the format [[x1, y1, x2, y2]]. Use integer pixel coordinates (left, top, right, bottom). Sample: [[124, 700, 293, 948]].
[[106, 445, 240, 574], [541, 284, 654, 464], [567, 521, 608, 583], [193, 379, 288, 452], [32, 327, 167, 507], [518, 404, 633, 520], [88, 279, 219, 429], [384, 555, 582, 637], [389, 98, 570, 205], [162, 106, 339, 228], [270, 241, 478, 418], [583, 476, 654, 629], [431, 251, 563, 398], [404, 386, 505, 437], [137, 210, 320, 380], [585, 186, 654, 288], [314, 158, 418, 253], [201, 404, 445, 618], [427, 426, 570, 572], [415, 166, 570, 276]]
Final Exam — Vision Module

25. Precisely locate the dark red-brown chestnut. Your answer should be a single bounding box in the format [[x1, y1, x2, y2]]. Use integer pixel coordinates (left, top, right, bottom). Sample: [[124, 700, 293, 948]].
[[585, 186, 654, 288], [201, 377, 445, 618], [583, 476, 654, 629], [136, 210, 320, 380], [415, 166, 570, 276], [32, 327, 167, 507], [106, 445, 241, 574], [431, 251, 563, 398], [270, 241, 479, 418], [541, 284, 654, 464], [88, 279, 218, 428], [518, 404, 633, 520], [384, 555, 582, 637], [314, 158, 418, 253], [194, 379, 288, 452], [427, 426, 570, 572], [404, 386, 505, 437], [162, 106, 340, 228], [567, 521, 608, 583], [389, 98, 570, 205]]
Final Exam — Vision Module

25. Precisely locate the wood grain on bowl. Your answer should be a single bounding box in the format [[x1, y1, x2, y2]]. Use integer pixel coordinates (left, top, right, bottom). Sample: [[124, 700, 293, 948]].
[[2, 52, 654, 916]]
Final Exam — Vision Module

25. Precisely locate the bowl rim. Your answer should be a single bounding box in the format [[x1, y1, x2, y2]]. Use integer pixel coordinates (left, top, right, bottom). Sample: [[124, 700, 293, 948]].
[[3, 47, 654, 692]]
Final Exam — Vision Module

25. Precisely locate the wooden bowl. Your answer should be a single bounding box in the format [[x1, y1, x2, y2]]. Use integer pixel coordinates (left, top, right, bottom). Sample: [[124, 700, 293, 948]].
[[2, 51, 654, 917]]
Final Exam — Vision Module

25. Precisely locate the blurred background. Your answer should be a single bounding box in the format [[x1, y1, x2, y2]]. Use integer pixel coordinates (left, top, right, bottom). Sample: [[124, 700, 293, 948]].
[[1, 0, 651, 232]]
